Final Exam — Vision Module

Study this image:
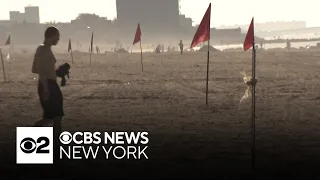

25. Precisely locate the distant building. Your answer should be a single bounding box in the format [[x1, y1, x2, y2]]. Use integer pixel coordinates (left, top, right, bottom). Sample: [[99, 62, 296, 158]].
[[116, 0, 180, 35], [179, 15, 192, 28], [24, 6, 40, 23], [212, 27, 242, 37], [9, 6, 40, 24], [9, 11, 24, 23], [71, 13, 112, 27]]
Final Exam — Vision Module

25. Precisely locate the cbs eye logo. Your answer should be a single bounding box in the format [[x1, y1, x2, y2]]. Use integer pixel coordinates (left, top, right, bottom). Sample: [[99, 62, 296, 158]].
[[20, 137, 50, 154], [59, 131, 72, 144]]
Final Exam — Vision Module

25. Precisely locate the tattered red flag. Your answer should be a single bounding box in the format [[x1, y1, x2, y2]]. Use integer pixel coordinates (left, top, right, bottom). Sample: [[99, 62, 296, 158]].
[[243, 17, 254, 51], [68, 38, 72, 52], [190, 3, 211, 48], [133, 23, 141, 45], [90, 32, 93, 52]]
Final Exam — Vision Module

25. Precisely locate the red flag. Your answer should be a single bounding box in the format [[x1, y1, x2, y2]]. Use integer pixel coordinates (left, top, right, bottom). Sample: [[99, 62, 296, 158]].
[[133, 23, 141, 45], [90, 32, 93, 52], [191, 3, 211, 48], [5, 35, 10, 45], [243, 17, 254, 51], [68, 38, 72, 52]]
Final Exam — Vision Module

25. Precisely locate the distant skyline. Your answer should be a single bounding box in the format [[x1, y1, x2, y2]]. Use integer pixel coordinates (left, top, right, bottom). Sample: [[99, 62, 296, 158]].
[[0, 0, 319, 27]]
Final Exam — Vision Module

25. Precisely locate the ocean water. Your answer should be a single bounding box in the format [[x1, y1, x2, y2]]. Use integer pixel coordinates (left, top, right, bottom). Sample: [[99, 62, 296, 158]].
[[129, 41, 320, 53], [220, 41, 320, 50]]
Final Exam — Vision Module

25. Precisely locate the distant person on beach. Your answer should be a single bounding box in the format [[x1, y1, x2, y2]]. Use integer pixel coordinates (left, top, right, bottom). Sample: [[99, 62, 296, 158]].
[[155, 44, 161, 53], [96, 45, 100, 54], [31, 26, 64, 152], [167, 45, 171, 52], [286, 39, 291, 50], [179, 40, 184, 55]]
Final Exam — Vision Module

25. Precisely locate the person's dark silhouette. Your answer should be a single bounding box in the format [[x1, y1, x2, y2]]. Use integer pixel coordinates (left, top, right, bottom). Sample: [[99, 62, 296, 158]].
[[179, 40, 184, 55]]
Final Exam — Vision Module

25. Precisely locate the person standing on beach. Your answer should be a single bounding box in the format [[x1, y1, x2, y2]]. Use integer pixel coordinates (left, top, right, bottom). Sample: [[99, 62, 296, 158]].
[[96, 45, 100, 54], [31, 26, 64, 153], [179, 40, 184, 55], [286, 39, 291, 50]]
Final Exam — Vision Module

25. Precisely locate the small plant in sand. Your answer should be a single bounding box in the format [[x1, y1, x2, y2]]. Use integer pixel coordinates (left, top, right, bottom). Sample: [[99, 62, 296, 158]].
[[238, 71, 258, 109]]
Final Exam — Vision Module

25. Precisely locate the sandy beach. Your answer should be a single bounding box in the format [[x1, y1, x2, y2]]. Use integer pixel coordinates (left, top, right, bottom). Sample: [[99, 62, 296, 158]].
[[0, 49, 320, 178]]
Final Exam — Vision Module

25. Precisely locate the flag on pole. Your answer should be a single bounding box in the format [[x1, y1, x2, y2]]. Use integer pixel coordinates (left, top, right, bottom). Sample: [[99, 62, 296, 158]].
[[0, 49, 6, 81], [90, 32, 93, 52], [190, 3, 211, 105], [5, 34, 11, 61], [244, 17, 254, 51], [68, 38, 72, 52], [133, 23, 141, 45], [191, 3, 211, 48], [5, 35, 10, 46], [68, 38, 74, 63], [132, 23, 143, 72], [89, 32, 93, 65], [243, 17, 257, 173]]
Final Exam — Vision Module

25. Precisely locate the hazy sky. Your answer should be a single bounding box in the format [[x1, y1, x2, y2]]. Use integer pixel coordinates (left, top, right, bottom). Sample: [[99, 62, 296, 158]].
[[0, 0, 319, 27]]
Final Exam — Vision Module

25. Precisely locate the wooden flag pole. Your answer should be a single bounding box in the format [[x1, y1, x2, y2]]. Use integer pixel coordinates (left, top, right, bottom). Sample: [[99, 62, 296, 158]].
[[205, 39, 210, 105], [251, 42, 256, 173], [243, 16, 256, 174], [140, 40, 144, 72], [77, 41, 79, 52], [5, 34, 11, 60], [70, 49, 74, 64], [69, 38, 74, 64], [89, 48, 92, 66], [89, 32, 93, 67], [8, 44, 11, 59], [0, 49, 6, 82]]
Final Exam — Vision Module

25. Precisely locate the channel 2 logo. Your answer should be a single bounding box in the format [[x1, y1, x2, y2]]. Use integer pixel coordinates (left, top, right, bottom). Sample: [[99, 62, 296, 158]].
[[20, 136, 50, 153], [16, 127, 53, 164]]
